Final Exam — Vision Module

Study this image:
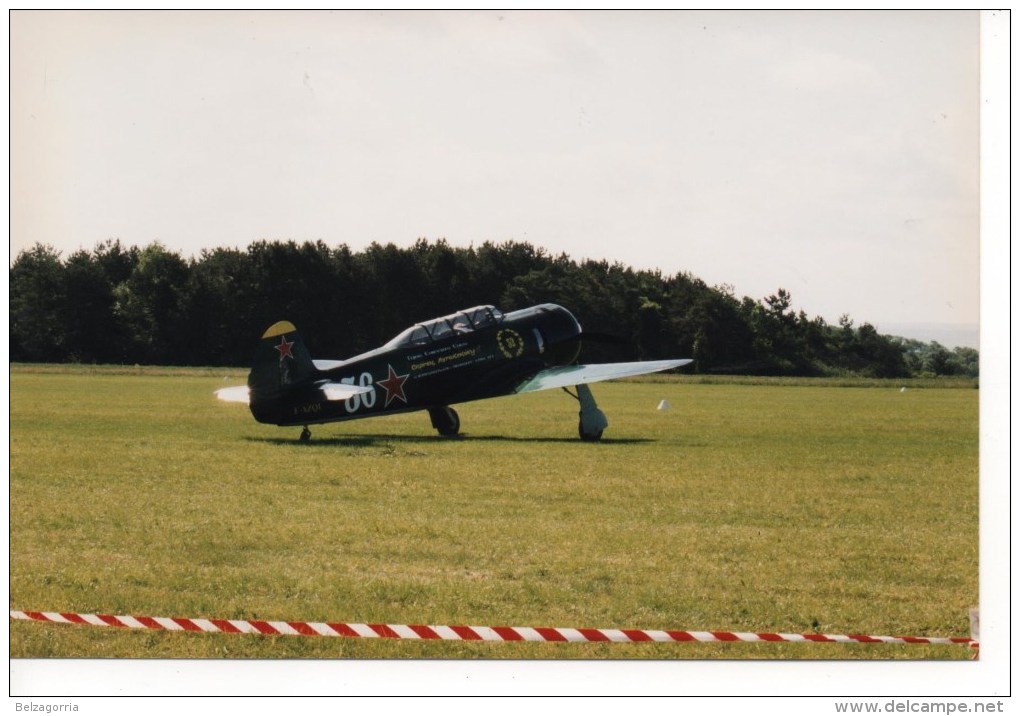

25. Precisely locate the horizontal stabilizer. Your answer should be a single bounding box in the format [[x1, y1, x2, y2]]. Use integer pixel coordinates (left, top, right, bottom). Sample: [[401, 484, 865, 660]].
[[312, 359, 346, 371], [216, 386, 251, 403], [319, 382, 375, 402], [515, 359, 692, 394], [217, 382, 374, 404]]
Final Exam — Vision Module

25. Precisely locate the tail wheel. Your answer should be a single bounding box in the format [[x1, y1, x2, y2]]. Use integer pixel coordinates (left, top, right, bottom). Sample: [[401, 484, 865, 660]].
[[299, 426, 311, 442], [428, 406, 461, 437]]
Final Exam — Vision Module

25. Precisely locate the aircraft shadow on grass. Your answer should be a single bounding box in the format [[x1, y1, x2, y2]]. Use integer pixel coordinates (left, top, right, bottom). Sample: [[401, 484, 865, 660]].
[[246, 433, 655, 448], [219, 302, 690, 444]]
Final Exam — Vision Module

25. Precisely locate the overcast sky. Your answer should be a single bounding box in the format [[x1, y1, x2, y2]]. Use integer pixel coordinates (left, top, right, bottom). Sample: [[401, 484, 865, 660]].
[[10, 10, 983, 332]]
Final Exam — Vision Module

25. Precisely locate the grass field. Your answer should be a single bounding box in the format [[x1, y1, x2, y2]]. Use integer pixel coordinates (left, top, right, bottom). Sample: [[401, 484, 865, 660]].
[[9, 366, 979, 660]]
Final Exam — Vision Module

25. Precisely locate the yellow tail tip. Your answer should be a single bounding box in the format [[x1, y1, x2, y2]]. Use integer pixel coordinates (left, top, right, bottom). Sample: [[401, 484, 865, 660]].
[[262, 320, 297, 339]]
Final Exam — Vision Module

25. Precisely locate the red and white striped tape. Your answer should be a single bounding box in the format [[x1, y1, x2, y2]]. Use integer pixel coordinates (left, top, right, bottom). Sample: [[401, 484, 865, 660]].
[[9, 610, 976, 647]]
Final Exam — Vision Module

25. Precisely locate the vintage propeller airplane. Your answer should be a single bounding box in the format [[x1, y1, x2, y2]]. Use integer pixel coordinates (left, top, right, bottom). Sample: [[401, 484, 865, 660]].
[[217, 303, 690, 441]]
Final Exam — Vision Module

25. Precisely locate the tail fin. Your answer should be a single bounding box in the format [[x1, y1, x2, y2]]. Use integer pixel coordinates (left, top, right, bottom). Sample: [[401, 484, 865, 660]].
[[248, 320, 318, 399]]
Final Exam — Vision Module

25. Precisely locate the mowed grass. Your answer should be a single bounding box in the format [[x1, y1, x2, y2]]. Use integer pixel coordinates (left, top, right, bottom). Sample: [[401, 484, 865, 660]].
[[9, 367, 978, 659]]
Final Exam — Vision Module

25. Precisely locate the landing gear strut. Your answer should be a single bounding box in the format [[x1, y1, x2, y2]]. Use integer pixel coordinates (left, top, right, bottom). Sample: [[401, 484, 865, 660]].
[[428, 406, 461, 437], [299, 426, 311, 442], [565, 384, 608, 442]]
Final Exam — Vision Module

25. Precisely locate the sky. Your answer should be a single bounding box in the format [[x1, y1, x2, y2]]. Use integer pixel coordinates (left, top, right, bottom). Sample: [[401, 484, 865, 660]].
[[10, 10, 987, 337]]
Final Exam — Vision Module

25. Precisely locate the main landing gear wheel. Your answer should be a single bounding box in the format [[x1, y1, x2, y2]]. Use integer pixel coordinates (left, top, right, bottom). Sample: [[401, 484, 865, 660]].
[[569, 384, 608, 442], [428, 406, 461, 437], [299, 426, 311, 442], [578, 421, 604, 442]]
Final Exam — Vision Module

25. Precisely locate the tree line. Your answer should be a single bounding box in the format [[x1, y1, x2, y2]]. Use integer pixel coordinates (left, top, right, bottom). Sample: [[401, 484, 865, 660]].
[[9, 238, 978, 378]]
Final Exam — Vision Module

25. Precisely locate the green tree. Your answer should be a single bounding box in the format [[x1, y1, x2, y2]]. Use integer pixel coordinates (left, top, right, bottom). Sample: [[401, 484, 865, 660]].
[[853, 323, 909, 378], [924, 344, 956, 376], [10, 244, 67, 361], [10, 237, 968, 377], [113, 243, 190, 363], [951, 347, 979, 377]]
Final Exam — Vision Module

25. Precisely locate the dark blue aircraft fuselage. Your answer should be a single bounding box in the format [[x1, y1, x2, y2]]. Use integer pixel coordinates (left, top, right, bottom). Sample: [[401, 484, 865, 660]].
[[249, 303, 583, 427]]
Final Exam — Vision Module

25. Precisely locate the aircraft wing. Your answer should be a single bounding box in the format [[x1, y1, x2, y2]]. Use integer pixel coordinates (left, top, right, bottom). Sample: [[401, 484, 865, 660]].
[[514, 359, 692, 394], [215, 382, 374, 404]]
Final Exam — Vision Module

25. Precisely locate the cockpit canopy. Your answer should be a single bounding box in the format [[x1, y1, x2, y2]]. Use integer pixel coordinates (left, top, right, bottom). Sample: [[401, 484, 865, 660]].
[[384, 305, 505, 348]]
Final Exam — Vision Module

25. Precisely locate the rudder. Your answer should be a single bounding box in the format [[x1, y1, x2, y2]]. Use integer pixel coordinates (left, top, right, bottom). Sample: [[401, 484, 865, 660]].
[[248, 320, 318, 400]]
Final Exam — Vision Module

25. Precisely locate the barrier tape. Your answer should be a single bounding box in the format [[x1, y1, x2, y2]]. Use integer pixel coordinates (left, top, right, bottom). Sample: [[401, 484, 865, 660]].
[[9, 610, 977, 648]]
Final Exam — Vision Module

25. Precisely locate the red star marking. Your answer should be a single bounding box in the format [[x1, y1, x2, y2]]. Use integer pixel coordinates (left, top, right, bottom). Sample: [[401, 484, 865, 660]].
[[377, 364, 409, 407], [274, 335, 294, 362]]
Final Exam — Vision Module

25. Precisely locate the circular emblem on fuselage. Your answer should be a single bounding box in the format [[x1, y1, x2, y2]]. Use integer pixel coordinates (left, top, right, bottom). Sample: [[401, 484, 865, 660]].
[[497, 328, 525, 358]]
